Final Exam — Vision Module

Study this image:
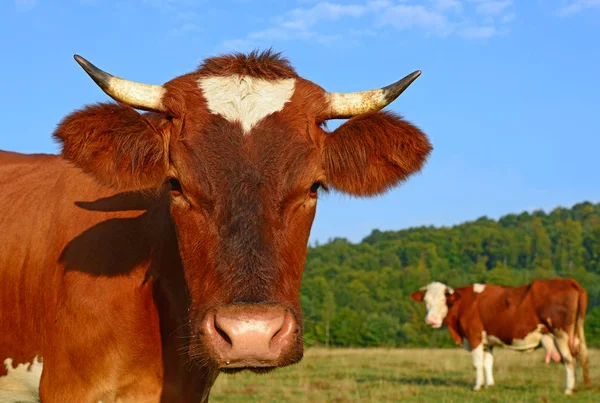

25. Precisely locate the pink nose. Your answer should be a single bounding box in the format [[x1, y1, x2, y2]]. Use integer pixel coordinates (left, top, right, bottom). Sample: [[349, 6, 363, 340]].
[[202, 305, 297, 368], [425, 316, 440, 326]]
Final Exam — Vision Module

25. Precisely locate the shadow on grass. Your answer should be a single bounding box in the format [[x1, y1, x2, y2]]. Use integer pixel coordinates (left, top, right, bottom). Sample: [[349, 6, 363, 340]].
[[356, 376, 544, 393], [356, 376, 472, 388]]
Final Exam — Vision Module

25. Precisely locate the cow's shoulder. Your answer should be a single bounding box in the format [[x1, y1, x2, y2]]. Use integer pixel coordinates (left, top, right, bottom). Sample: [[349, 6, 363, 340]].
[[449, 287, 485, 337]]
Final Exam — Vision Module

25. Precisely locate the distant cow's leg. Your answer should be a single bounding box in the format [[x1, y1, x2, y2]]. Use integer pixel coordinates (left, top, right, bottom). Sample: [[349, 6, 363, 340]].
[[483, 347, 494, 387], [471, 344, 485, 391], [554, 330, 576, 395]]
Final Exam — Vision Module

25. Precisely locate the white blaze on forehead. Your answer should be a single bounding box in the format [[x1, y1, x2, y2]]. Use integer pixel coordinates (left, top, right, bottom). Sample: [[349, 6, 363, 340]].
[[473, 283, 486, 293], [198, 74, 296, 134], [422, 281, 451, 324], [0, 357, 43, 403]]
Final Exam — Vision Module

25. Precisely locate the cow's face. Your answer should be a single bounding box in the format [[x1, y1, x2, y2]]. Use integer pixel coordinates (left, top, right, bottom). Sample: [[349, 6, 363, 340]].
[[411, 282, 458, 328], [55, 51, 431, 372]]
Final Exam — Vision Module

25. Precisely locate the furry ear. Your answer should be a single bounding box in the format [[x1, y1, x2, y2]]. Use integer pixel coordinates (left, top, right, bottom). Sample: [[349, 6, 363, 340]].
[[410, 290, 425, 302], [53, 103, 168, 190], [446, 290, 461, 305], [323, 111, 432, 196]]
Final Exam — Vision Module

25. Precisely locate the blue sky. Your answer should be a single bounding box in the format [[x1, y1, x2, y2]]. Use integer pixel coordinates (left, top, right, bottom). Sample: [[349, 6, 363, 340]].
[[1, 0, 599, 244]]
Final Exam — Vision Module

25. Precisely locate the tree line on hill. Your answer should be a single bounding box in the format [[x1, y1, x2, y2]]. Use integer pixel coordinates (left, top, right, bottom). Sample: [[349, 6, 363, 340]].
[[300, 201, 600, 348]]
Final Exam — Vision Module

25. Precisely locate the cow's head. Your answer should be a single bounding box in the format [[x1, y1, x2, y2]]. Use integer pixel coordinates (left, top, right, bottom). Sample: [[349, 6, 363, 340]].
[[411, 282, 460, 328], [54, 51, 431, 372]]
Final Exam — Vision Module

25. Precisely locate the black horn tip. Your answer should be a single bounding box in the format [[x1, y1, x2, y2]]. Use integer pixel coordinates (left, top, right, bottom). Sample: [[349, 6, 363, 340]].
[[73, 54, 111, 89], [73, 54, 93, 71], [383, 70, 422, 101], [402, 70, 422, 82]]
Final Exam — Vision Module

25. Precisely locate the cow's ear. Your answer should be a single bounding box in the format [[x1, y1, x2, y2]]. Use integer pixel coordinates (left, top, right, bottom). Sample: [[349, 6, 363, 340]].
[[323, 111, 432, 196], [446, 290, 461, 305], [410, 290, 425, 302], [53, 103, 168, 190]]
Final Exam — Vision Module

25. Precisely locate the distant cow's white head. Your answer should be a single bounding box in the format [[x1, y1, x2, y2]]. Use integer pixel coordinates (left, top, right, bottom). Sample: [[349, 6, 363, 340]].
[[410, 282, 459, 328]]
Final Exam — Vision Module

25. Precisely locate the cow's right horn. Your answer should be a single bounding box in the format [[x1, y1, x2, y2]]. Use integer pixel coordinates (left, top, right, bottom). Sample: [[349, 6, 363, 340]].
[[74, 55, 167, 113], [325, 70, 421, 119]]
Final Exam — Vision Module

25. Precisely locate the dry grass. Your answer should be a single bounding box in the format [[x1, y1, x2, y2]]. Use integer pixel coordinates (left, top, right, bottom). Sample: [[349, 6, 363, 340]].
[[210, 348, 600, 402]]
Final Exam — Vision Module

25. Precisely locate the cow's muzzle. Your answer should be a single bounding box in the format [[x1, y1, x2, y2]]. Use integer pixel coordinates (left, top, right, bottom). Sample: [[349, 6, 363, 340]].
[[200, 304, 299, 371], [425, 315, 443, 328]]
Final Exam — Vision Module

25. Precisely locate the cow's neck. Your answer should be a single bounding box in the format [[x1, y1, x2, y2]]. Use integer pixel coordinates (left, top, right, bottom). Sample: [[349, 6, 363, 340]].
[[151, 206, 219, 402], [443, 303, 464, 345]]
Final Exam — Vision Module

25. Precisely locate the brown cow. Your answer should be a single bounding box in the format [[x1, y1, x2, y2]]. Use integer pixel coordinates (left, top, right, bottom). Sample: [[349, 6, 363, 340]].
[[411, 279, 590, 394], [0, 50, 431, 402]]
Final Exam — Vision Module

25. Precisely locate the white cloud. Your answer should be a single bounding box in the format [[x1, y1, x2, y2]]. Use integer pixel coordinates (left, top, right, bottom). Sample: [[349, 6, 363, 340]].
[[275, 2, 373, 33], [239, 1, 383, 44], [220, 38, 255, 52], [348, 28, 378, 37], [219, 0, 516, 48], [558, 0, 600, 15], [175, 11, 199, 20], [470, 0, 513, 15], [142, 0, 176, 7], [433, 0, 463, 12], [379, 4, 453, 36], [15, 0, 37, 11], [167, 22, 202, 37], [459, 25, 499, 39], [500, 12, 516, 23]]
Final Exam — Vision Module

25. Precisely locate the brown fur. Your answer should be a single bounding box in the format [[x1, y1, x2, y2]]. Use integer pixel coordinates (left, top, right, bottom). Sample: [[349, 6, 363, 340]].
[[1, 51, 431, 402], [324, 111, 432, 196], [54, 103, 168, 190], [197, 49, 298, 79]]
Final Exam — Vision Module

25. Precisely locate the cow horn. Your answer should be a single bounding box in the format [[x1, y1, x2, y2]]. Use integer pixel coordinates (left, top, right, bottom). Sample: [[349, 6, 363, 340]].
[[446, 287, 454, 295], [74, 55, 167, 112], [325, 70, 421, 119]]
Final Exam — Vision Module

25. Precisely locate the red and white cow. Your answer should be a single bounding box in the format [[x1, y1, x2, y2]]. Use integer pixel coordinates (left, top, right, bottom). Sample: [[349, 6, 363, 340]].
[[411, 279, 590, 394], [0, 50, 431, 402]]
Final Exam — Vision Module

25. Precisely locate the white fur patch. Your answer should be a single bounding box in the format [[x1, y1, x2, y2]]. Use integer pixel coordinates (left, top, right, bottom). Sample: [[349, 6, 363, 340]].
[[421, 282, 451, 327], [0, 357, 43, 403], [554, 329, 575, 394], [198, 74, 296, 134], [483, 347, 495, 386], [473, 283, 486, 293], [471, 343, 485, 391], [486, 324, 545, 351]]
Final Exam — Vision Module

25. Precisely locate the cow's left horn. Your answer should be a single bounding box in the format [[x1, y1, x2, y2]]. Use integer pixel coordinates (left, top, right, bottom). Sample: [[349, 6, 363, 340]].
[[74, 55, 167, 112], [325, 70, 421, 119]]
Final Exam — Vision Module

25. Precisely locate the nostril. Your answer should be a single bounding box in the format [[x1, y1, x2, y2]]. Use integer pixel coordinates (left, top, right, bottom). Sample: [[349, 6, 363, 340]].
[[201, 312, 233, 349], [270, 311, 296, 347], [214, 317, 232, 346]]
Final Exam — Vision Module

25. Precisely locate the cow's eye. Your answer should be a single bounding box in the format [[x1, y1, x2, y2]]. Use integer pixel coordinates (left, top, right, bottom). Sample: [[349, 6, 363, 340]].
[[168, 178, 183, 197], [309, 182, 321, 197]]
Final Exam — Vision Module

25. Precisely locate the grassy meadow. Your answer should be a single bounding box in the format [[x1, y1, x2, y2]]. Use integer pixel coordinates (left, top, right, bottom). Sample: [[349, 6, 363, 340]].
[[210, 348, 600, 402]]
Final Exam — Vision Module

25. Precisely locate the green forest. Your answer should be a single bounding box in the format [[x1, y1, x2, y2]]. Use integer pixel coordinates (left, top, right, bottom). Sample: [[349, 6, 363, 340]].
[[300, 201, 600, 348]]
